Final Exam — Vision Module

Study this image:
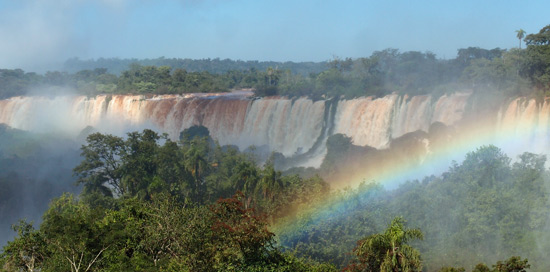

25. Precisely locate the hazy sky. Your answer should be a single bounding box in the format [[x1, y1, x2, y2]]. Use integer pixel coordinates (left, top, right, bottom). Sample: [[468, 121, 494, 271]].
[[1, 0, 549, 72]]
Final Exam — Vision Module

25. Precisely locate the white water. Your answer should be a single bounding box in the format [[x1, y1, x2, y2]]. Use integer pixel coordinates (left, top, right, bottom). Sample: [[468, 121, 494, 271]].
[[5, 91, 549, 167]]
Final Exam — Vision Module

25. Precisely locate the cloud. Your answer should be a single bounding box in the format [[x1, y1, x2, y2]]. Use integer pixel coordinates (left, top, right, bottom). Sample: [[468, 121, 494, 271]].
[[0, 0, 128, 72]]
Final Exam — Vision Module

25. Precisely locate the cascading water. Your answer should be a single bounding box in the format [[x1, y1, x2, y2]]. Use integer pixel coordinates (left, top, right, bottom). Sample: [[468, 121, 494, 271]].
[[2, 91, 548, 168], [333, 92, 470, 148], [496, 97, 550, 154]]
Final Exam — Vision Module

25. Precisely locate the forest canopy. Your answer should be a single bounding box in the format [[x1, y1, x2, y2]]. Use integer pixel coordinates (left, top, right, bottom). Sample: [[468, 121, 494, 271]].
[[1, 128, 548, 271]]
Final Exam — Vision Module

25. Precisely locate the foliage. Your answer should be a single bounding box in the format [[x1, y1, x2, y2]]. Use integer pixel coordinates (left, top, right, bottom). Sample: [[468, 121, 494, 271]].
[[179, 125, 211, 143], [0, 221, 46, 272], [492, 256, 530, 272], [439, 267, 466, 272], [0, 190, 335, 271], [0, 69, 42, 99], [516, 29, 526, 49], [209, 192, 277, 269], [472, 263, 492, 272], [0, 128, 336, 270], [344, 217, 423, 272], [40, 193, 109, 271], [74, 133, 126, 197], [278, 145, 549, 270], [2, 126, 550, 271], [63, 57, 327, 76], [522, 25, 550, 91]]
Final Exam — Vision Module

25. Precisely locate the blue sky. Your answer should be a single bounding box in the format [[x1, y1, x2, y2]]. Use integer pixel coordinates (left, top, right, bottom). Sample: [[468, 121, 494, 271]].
[[0, 0, 549, 72]]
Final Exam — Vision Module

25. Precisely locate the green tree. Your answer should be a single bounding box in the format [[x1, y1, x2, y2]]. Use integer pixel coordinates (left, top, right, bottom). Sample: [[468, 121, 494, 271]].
[[472, 263, 491, 272], [154, 140, 193, 201], [516, 29, 526, 49], [253, 67, 282, 96], [74, 133, 125, 197], [0, 221, 47, 272], [179, 125, 211, 144], [522, 25, 550, 90], [209, 192, 277, 269], [346, 217, 423, 272], [438, 267, 465, 272], [40, 194, 109, 272], [183, 136, 211, 203], [231, 160, 260, 207], [320, 134, 353, 174], [256, 162, 283, 202], [492, 256, 530, 272], [120, 129, 161, 199]]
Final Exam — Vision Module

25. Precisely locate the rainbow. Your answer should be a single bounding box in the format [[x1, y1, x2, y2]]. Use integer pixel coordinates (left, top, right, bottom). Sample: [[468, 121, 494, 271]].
[[271, 97, 550, 236]]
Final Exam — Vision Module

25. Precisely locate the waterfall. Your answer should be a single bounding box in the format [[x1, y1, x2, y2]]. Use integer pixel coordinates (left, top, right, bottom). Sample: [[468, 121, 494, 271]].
[[7, 91, 549, 167]]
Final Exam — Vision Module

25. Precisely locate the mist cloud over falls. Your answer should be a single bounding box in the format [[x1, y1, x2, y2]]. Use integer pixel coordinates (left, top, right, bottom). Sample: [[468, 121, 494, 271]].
[[0, 1, 126, 72]]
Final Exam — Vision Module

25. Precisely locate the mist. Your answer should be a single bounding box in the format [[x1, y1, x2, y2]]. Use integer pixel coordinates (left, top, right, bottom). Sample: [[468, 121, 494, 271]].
[[0, 125, 81, 246], [2, 1, 550, 270]]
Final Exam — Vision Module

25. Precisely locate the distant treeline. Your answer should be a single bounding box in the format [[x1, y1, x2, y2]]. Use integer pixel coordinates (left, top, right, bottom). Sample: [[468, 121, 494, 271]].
[[2, 25, 550, 100], [63, 57, 327, 76]]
